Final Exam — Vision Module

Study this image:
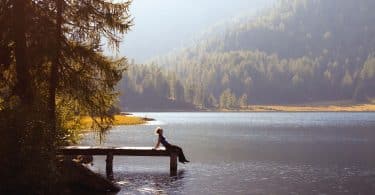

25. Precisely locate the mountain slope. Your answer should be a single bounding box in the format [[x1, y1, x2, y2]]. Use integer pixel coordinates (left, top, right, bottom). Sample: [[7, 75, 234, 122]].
[[119, 0, 274, 62], [120, 0, 375, 110]]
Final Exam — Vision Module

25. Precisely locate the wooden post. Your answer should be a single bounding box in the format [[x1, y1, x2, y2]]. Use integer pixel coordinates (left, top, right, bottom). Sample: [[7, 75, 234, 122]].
[[170, 153, 178, 176], [106, 153, 114, 180]]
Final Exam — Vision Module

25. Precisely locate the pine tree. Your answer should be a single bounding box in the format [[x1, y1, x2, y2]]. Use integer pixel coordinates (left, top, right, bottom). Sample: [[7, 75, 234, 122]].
[[0, 0, 132, 193]]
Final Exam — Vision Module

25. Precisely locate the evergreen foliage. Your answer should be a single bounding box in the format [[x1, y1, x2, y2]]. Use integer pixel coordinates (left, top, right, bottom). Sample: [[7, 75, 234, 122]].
[[0, 0, 132, 193]]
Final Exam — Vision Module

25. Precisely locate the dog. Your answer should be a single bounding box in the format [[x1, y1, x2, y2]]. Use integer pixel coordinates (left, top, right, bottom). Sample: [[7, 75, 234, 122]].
[[73, 155, 94, 166]]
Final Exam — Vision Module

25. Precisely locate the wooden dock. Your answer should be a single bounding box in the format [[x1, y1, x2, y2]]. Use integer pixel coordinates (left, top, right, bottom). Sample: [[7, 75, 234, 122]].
[[58, 146, 178, 180]]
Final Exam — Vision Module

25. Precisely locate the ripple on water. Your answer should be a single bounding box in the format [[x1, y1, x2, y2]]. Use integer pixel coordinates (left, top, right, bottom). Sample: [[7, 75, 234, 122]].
[[86, 161, 375, 194]]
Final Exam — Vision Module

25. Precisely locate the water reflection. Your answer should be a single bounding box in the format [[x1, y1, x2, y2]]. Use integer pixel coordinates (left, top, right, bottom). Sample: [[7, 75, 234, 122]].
[[115, 170, 185, 194]]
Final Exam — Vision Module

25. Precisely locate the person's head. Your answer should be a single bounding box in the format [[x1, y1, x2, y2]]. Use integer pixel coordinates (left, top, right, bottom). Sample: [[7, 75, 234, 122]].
[[155, 127, 163, 135]]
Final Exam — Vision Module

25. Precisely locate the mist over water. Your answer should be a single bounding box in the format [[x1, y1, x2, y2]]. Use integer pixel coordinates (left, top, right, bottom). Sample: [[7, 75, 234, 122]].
[[81, 112, 375, 194]]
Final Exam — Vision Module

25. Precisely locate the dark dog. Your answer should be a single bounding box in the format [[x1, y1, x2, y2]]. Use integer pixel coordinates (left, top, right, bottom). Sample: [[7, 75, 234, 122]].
[[73, 155, 94, 166]]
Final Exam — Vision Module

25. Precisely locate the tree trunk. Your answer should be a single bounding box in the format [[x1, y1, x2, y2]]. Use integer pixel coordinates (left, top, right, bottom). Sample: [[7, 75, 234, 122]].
[[49, 0, 63, 138], [13, 0, 32, 106], [10, 0, 32, 185]]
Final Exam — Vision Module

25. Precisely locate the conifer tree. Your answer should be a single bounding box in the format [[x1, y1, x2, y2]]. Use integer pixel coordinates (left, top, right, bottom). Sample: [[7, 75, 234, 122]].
[[0, 0, 132, 193]]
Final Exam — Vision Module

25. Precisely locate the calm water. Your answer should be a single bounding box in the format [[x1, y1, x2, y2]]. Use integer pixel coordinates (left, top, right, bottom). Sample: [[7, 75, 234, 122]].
[[81, 112, 375, 194]]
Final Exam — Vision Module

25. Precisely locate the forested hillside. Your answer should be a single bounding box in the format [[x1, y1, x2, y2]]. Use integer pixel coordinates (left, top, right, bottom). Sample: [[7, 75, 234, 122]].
[[119, 64, 196, 111], [120, 0, 375, 110]]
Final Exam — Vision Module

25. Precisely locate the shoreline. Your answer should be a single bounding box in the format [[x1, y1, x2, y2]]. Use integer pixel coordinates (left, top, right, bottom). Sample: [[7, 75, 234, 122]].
[[125, 103, 375, 112], [73, 103, 375, 132], [224, 103, 375, 112]]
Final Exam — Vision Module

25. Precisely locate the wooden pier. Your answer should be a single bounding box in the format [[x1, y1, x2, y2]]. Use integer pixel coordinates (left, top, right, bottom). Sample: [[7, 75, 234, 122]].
[[58, 146, 178, 180]]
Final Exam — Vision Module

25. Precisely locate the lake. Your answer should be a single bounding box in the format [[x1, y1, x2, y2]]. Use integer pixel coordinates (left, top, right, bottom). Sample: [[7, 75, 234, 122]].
[[81, 112, 375, 194]]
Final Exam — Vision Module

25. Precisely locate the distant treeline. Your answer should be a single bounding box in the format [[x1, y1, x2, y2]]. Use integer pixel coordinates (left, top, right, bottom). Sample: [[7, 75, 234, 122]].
[[119, 0, 375, 110], [119, 64, 196, 111]]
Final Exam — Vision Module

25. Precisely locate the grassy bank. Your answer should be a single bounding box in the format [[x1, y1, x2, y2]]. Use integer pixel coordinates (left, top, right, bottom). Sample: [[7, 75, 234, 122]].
[[75, 115, 146, 130]]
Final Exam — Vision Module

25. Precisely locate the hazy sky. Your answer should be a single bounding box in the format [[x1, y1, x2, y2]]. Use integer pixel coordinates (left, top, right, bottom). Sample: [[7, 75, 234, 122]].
[[113, 0, 275, 62]]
